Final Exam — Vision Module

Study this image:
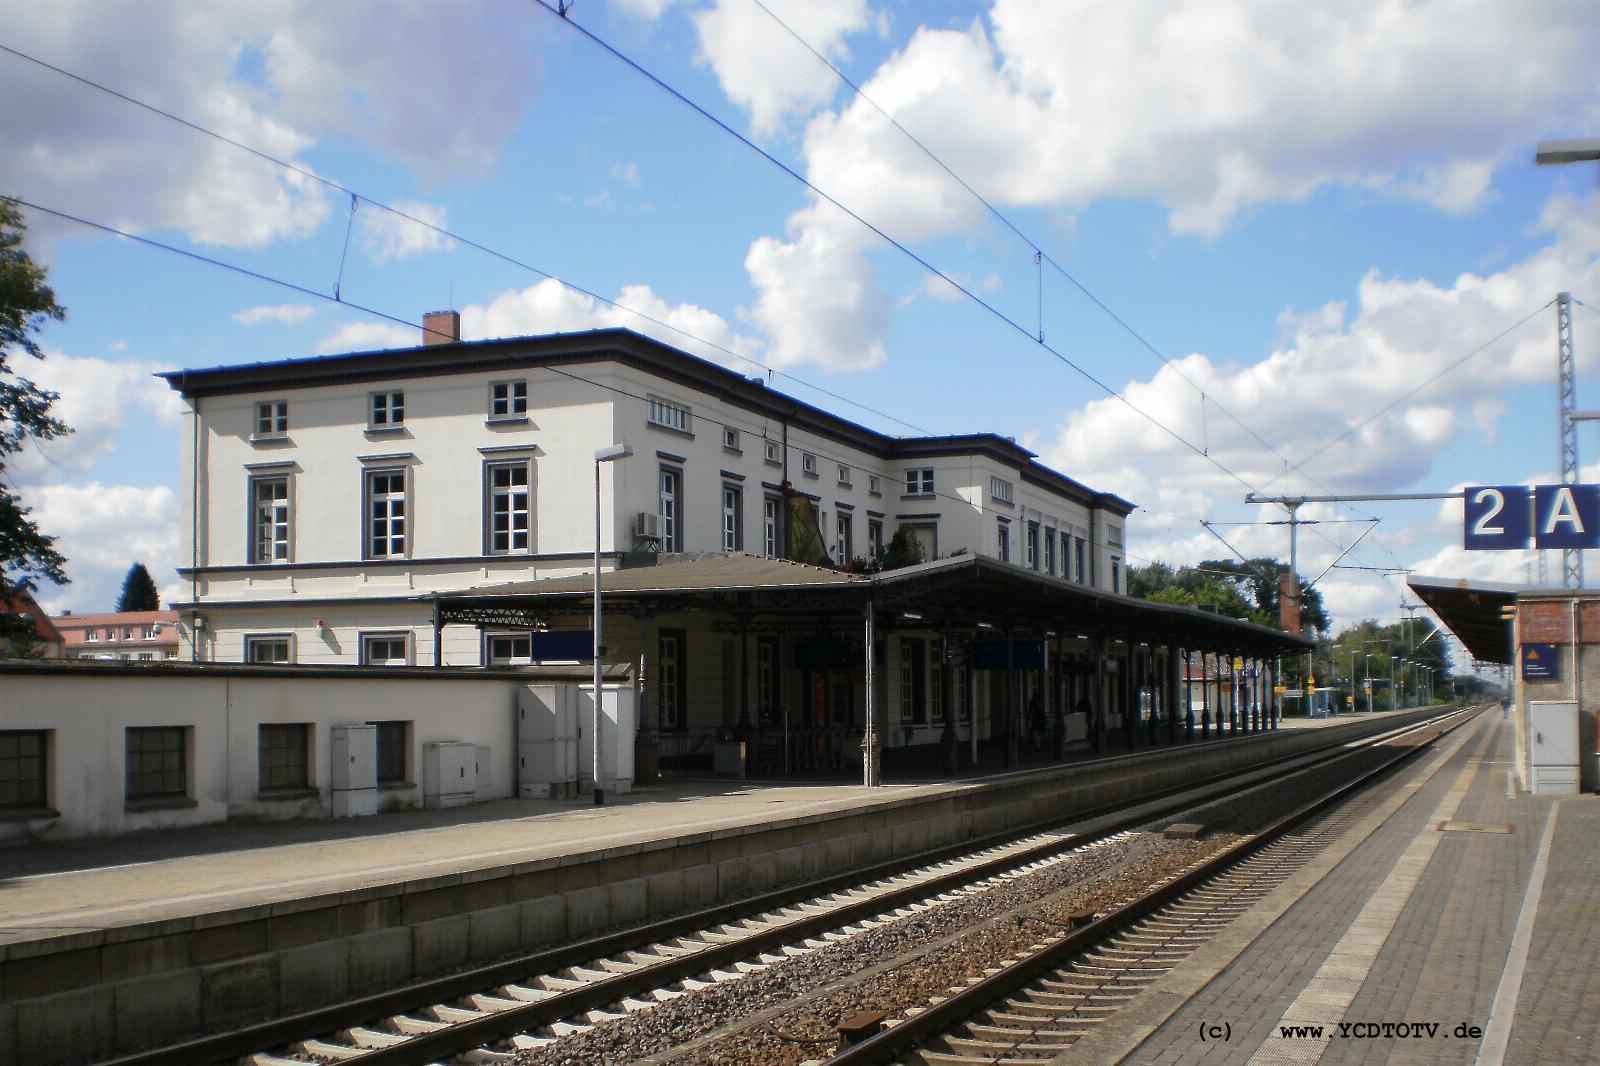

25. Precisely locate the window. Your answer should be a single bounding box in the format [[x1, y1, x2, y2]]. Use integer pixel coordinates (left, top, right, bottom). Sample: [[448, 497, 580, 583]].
[[1044, 528, 1056, 575], [366, 468, 408, 558], [369, 390, 404, 428], [142, 626, 157, 640], [0, 731, 47, 809], [659, 629, 687, 730], [125, 727, 187, 802], [361, 632, 410, 665], [837, 464, 851, 486], [868, 519, 884, 560], [254, 400, 287, 437], [1075, 536, 1086, 584], [258, 724, 310, 791], [899, 638, 926, 724], [245, 635, 291, 664], [489, 380, 528, 419], [764, 440, 780, 465], [997, 519, 1011, 563], [722, 485, 743, 551], [990, 476, 1013, 504], [124, 627, 134, 640], [647, 396, 691, 433], [1027, 522, 1040, 570], [250, 475, 291, 563], [658, 467, 682, 552], [370, 720, 410, 784], [802, 452, 818, 477], [929, 639, 944, 723], [723, 427, 740, 451], [836, 512, 853, 562], [905, 468, 934, 495], [137, 653, 153, 661], [487, 633, 533, 664], [868, 475, 881, 495], [85, 629, 99, 642], [486, 461, 532, 554], [1111, 556, 1122, 594], [764, 496, 780, 558]]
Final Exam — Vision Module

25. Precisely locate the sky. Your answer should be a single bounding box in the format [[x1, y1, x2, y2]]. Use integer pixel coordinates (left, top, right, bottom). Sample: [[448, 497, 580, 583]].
[[4, 0, 1600, 667]]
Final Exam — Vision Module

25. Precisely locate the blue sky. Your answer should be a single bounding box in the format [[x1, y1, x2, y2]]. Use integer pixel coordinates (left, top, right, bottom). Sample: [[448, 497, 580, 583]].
[[5, 1, 1600, 659]]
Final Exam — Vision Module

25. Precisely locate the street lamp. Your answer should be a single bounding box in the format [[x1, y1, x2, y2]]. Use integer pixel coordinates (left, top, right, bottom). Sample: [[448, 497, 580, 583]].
[[1390, 656, 1398, 710], [1363, 652, 1373, 714], [592, 442, 633, 806]]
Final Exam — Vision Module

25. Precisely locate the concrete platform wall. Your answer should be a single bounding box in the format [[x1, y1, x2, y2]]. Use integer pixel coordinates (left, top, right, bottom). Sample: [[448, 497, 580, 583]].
[[0, 707, 1445, 1064]]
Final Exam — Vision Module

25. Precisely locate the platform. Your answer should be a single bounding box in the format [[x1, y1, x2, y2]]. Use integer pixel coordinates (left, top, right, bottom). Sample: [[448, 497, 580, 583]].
[[1071, 709, 1597, 1065]]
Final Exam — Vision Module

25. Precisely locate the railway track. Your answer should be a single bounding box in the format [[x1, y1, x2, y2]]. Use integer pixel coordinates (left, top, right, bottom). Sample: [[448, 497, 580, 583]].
[[104, 710, 1469, 1066], [823, 707, 1475, 1066]]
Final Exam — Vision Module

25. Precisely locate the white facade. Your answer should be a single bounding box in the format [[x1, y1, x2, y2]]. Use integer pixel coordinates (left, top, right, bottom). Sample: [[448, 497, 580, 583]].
[[166, 327, 1132, 667]]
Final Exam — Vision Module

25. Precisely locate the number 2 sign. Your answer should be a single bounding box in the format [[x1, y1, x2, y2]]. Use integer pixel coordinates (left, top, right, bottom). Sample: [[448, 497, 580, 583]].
[[1464, 486, 1532, 550], [1464, 484, 1600, 550]]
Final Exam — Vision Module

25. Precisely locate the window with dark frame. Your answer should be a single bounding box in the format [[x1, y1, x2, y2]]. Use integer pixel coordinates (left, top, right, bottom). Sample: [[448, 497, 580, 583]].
[[1044, 528, 1056, 575], [997, 519, 1011, 563], [658, 467, 681, 552], [905, 468, 934, 494], [369, 391, 405, 428], [245, 635, 291, 664], [1075, 536, 1086, 583], [659, 629, 687, 730], [0, 730, 47, 809], [1027, 522, 1040, 570], [251, 475, 290, 563], [254, 400, 287, 437], [489, 380, 528, 418], [361, 633, 409, 665], [258, 723, 310, 791], [371, 720, 409, 784], [764, 495, 780, 558], [868, 518, 883, 559], [125, 726, 186, 802], [802, 452, 818, 476], [366, 468, 408, 558], [487, 461, 532, 554]]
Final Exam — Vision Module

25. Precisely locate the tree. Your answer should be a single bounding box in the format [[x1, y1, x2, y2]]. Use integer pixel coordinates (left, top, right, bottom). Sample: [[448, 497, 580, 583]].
[[879, 529, 925, 571], [0, 200, 69, 644], [116, 562, 160, 612]]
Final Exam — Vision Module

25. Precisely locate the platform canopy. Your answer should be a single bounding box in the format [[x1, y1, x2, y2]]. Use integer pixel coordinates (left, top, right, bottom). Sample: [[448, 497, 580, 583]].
[[1406, 574, 1522, 664], [428, 552, 1310, 657]]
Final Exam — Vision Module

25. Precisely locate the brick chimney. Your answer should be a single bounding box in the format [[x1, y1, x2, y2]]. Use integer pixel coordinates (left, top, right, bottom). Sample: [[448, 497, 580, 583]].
[[422, 309, 461, 346]]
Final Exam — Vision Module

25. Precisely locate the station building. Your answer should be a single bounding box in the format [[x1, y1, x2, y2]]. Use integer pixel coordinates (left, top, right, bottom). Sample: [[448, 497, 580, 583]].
[[156, 317, 1304, 781]]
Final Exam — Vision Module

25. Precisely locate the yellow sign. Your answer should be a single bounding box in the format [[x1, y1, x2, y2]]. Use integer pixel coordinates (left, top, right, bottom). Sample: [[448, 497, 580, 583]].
[[1274, 685, 1287, 694], [1307, 675, 1315, 686]]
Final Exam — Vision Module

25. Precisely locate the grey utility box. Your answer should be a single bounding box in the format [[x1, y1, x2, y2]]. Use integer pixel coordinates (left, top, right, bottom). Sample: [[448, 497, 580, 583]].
[[422, 741, 476, 809], [330, 723, 378, 817], [1528, 700, 1580, 796]]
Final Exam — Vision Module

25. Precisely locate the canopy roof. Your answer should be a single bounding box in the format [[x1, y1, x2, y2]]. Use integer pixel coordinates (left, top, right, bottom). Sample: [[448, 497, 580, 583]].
[[429, 553, 1310, 656], [1406, 574, 1521, 664]]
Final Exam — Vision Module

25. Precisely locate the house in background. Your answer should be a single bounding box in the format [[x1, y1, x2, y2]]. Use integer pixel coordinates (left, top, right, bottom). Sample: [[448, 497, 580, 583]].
[[54, 610, 180, 661], [1, 591, 65, 658]]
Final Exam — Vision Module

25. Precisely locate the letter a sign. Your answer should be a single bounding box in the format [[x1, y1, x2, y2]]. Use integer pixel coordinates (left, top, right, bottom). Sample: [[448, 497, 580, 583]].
[[1534, 484, 1600, 549], [1464, 484, 1600, 550]]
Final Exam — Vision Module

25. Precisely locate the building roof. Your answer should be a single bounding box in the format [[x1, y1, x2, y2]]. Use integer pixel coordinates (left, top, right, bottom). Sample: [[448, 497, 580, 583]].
[[1, 592, 65, 646], [158, 327, 1134, 516], [54, 610, 178, 629], [429, 552, 1309, 657], [1405, 574, 1520, 665]]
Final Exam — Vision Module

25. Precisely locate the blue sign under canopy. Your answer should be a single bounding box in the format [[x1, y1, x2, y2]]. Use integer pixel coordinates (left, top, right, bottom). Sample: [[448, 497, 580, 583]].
[[1520, 642, 1560, 681], [972, 640, 1045, 670], [529, 630, 594, 662]]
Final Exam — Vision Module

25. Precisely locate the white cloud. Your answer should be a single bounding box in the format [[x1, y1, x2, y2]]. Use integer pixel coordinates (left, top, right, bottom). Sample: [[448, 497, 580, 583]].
[[463, 278, 764, 370], [2, 3, 539, 249], [610, 161, 641, 188], [692, 0, 872, 137], [358, 199, 452, 262], [8, 352, 184, 484], [233, 302, 315, 325], [314, 321, 420, 354], [27, 482, 181, 614]]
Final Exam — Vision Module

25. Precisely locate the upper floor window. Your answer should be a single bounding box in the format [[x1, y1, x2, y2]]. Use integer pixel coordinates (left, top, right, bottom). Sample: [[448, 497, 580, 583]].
[[868, 519, 884, 560], [365, 468, 408, 559], [658, 467, 682, 552], [486, 461, 532, 555], [142, 626, 157, 640], [1026, 522, 1040, 570], [360, 632, 411, 666], [723, 427, 740, 451], [836, 512, 853, 562], [997, 519, 1011, 563], [722, 485, 743, 552], [764, 440, 780, 465], [990, 476, 1013, 504], [251, 475, 291, 563], [1044, 528, 1056, 575], [489, 380, 528, 419], [1075, 536, 1087, 584], [1111, 556, 1122, 594], [764, 496, 780, 558], [905, 468, 934, 495], [85, 629, 99, 642], [486, 632, 533, 665], [647, 396, 692, 433], [369, 391, 404, 429], [254, 400, 287, 438], [245, 634, 292, 664], [802, 453, 818, 477], [868, 475, 881, 495], [837, 464, 851, 486]]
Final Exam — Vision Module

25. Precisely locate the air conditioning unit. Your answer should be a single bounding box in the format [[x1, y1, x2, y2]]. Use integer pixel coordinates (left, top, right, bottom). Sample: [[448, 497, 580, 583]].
[[635, 511, 662, 541]]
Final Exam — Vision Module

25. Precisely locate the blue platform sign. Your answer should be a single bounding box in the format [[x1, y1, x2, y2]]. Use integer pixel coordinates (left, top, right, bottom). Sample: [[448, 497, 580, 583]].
[[1533, 484, 1600, 548], [1521, 642, 1560, 681], [1463, 485, 1531, 550]]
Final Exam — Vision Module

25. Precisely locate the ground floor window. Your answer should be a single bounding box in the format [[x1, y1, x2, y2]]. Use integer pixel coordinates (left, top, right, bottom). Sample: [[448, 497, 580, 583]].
[[259, 723, 311, 791], [125, 726, 187, 802], [659, 628, 687, 730], [370, 720, 410, 784], [0, 730, 47, 808]]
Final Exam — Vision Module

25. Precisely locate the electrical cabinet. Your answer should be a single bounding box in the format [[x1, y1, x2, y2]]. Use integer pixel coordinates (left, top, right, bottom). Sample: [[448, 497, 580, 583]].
[[330, 724, 378, 817], [422, 741, 476, 809]]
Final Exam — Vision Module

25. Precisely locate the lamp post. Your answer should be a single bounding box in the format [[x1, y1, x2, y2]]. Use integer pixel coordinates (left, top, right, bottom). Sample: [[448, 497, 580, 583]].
[[1390, 656, 1398, 711], [593, 442, 633, 806], [1364, 652, 1373, 713]]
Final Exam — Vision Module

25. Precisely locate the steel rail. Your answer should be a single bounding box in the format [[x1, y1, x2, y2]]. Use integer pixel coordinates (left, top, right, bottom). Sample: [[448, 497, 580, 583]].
[[823, 708, 1474, 1065], [100, 709, 1458, 1066]]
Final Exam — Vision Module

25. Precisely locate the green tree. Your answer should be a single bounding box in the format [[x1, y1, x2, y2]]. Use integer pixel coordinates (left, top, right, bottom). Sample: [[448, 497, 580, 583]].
[[0, 200, 69, 645], [116, 562, 160, 612], [879, 529, 925, 571]]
